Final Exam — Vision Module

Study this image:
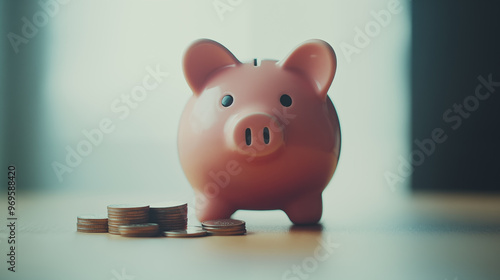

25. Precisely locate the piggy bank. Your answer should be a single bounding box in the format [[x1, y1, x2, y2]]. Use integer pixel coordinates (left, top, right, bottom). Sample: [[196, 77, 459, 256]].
[[178, 39, 340, 224]]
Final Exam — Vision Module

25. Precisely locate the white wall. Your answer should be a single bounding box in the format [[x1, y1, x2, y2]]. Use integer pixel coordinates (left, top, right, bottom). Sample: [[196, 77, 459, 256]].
[[42, 0, 411, 222]]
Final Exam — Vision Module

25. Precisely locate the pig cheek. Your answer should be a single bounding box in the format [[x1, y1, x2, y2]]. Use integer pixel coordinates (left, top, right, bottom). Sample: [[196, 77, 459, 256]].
[[188, 96, 219, 134]]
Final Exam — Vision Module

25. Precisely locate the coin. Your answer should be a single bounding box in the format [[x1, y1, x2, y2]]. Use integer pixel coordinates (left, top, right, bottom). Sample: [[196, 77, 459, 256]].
[[162, 227, 207, 238], [159, 227, 187, 231], [107, 204, 150, 235], [202, 225, 245, 230], [107, 212, 149, 217], [202, 219, 245, 228], [158, 223, 188, 227], [155, 221, 187, 225], [108, 218, 149, 223], [107, 204, 150, 210], [107, 211, 149, 216], [151, 207, 186, 211], [201, 219, 246, 236], [150, 219, 188, 223], [149, 201, 187, 209], [148, 201, 187, 231], [77, 215, 108, 222], [76, 214, 109, 233], [207, 230, 246, 236], [108, 214, 149, 219], [77, 203, 240, 237], [118, 223, 158, 229], [149, 213, 188, 218], [118, 223, 159, 237]]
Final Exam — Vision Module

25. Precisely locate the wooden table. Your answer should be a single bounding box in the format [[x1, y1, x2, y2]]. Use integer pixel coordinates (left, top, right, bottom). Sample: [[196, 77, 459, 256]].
[[2, 192, 499, 280]]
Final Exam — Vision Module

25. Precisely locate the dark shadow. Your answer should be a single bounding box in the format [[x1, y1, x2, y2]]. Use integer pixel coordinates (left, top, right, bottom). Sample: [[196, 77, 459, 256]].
[[412, 1, 500, 192], [289, 223, 324, 233], [1, 0, 48, 190]]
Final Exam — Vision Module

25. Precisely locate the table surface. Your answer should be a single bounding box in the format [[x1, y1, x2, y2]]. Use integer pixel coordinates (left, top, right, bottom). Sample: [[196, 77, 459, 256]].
[[1, 191, 499, 280]]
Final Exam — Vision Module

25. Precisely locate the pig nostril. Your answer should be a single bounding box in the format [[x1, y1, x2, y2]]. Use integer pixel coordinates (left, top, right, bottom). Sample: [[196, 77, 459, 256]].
[[263, 127, 270, 144], [245, 128, 252, 146]]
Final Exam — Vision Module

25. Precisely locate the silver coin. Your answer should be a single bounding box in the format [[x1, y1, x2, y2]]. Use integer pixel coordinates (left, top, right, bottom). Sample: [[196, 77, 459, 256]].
[[162, 227, 207, 238], [202, 219, 245, 228]]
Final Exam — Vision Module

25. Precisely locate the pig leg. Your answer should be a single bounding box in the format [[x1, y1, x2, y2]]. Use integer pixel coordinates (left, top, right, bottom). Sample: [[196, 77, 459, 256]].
[[283, 193, 323, 225], [195, 194, 236, 222]]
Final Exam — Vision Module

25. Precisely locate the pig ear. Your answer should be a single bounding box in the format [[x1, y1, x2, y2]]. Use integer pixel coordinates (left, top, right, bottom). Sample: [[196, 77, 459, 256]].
[[183, 39, 241, 95], [278, 40, 337, 100]]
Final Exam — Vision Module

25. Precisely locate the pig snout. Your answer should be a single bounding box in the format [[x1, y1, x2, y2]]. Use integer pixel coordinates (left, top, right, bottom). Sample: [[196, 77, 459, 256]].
[[229, 113, 284, 157]]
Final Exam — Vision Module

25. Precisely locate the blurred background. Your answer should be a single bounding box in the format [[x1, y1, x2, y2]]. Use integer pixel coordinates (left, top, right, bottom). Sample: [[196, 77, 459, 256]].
[[1, 0, 412, 217], [1, 1, 500, 279], [1, 0, 500, 218], [412, 1, 500, 192]]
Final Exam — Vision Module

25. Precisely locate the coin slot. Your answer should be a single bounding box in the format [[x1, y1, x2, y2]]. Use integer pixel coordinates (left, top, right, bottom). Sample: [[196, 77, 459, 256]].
[[263, 127, 270, 144], [245, 128, 252, 146]]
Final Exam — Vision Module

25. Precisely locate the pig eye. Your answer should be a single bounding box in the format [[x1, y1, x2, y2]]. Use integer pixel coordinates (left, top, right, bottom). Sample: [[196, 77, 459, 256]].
[[280, 94, 292, 107], [221, 95, 233, 107]]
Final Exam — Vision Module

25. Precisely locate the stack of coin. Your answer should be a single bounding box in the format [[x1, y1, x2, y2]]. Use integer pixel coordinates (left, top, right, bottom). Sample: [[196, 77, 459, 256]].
[[107, 204, 150, 235], [162, 226, 207, 238], [77, 215, 108, 233], [118, 223, 159, 237], [202, 219, 246, 236], [148, 202, 188, 231]]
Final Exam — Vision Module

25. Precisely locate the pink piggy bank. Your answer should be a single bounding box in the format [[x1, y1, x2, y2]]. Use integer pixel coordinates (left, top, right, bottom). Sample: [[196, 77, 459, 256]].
[[178, 39, 340, 224]]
